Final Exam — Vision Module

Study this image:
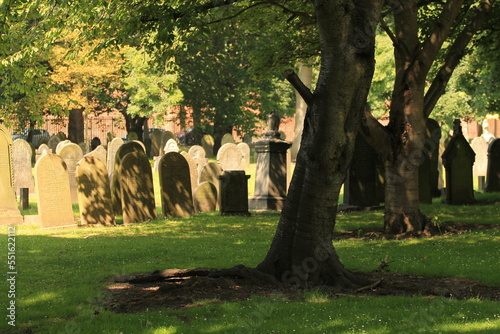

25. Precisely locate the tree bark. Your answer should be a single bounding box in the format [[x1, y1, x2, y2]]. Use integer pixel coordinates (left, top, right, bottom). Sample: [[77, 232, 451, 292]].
[[382, 0, 472, 234], [257, 0, 384, 288]]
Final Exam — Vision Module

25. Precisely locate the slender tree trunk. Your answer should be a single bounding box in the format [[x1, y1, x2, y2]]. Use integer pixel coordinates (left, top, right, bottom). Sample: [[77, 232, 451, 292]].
[[258, 0, 384, 288]]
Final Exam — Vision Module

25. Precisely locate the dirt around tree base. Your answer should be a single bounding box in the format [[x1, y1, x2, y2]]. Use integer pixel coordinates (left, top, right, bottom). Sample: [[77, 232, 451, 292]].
[[100, 222, 499, 313], [101, 266, 500, 314]]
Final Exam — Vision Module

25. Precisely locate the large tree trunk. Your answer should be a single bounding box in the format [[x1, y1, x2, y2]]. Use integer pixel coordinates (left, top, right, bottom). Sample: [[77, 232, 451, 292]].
[[257, 0, 384, 288]]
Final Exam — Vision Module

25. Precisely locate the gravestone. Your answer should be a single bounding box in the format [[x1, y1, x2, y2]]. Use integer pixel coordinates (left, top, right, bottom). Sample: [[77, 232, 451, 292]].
[[194, 182, 218, 212], [151, 129, 163, 158], [442, 120, 475, 204], [237, 142, 251, 170], [485, 138, 500, 193], [343, 133, 379, 207], [126, 132, 139, 141], [38, 136, 49, 148], [160, 131, 177, 155], [164, 138, 179, 153], [47, 135, 61, 153], [34, 154, 75, 228], [221, 133, 235, 146], [188, 145, 208, 175], [12, 139, 35, 195], [159, 152, 194, 218], [36, 143, 51, 162], [58, 143, 84, 204], [218, 171, 250, 216], [217, 143, 243, 171], [418, 118, 442, 203], [199, 162, 224, 198], [0, 125, 23, 225], [106, 137, 124, 178], [249, 113, 291, 211], [119, 151, 156, 224], [55, 140, 71, 154], [111, 141, 146, 215], [85, 145, 107, 167], [91, 137, 101, 151], [471, 136, 489, 191], [76, 156, 114, 225], [106, 132, 115, 145], [181, 151, 199, 195], [201, 134, 215, 158]]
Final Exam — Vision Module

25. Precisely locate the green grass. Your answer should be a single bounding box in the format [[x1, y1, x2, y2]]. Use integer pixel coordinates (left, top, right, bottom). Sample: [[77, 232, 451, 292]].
[[2, 174, 499, 333]]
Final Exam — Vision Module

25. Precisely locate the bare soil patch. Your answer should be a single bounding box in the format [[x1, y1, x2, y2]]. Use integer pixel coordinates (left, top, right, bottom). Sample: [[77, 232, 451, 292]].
[[100, 222, 500, 313]]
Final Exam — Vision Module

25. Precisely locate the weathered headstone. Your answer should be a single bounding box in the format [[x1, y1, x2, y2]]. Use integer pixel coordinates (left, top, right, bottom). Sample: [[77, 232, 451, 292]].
[[76, 156, 115, 225], [36, 143, 51, 161], [48, 135, 61, 153], [485, 138, 500, 193], [442, 120, 475, 204], [126, 132, 139, 141], [471, 136, 489, 191], [111, 141, 146, 215], [34, 154, 75, 228], [217, 143, 243, 171], [12, 139, 35, 195], [119, 151, 156, 224], [55, 139, 71, 155], [58, 143, 84, 204], [194, 182, 218, 212], [106, 137, 124, 178], [201, 134, 215, 158], [85, 145, 107, 167], [159, 152, 194, 218], [164, 138, 179, 153], [218, 171, 250, 216], [199, 162, 224, 198], [151, 129, 163, 158], [181, 151, 199, 195], [106, 132, 115, 145], [188, 145, 208, 175], [160, 131, 177, 155], [0, 125, 23, 225], [221, 133, 235, 146], [237, 142, 251, 170]]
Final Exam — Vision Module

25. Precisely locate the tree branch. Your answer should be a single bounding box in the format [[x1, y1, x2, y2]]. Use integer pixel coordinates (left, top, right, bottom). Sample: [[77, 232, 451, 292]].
[[283, 69, 313, 106], [418, 0, 466, 75], [424, 0, 493, 118]]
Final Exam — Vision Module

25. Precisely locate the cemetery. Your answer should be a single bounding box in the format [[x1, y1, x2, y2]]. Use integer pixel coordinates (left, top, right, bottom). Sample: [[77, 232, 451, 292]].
[[1, 117, 500, 333], [1, 1, 499, 333]]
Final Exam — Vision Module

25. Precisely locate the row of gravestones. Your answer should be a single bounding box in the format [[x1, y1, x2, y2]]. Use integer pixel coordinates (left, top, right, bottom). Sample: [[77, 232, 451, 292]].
[[344, 119, 500, 207], [2, 125, 253, 226]]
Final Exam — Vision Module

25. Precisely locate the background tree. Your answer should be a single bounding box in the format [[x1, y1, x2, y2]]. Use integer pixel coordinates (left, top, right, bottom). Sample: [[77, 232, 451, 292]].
[[0, 1, 62, 131], [362, 0, 493, 234]]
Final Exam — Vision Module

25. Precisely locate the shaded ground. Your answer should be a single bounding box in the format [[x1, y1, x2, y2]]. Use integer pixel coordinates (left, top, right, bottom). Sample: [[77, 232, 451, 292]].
[[100, 222, 500, 313]]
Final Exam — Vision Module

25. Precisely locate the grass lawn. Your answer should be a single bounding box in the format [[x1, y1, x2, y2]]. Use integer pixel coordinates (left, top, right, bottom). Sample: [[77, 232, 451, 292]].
[[1, 171, 499, 333]]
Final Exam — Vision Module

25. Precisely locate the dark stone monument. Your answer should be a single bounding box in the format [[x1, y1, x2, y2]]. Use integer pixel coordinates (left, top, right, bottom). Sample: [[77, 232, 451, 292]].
[[249, 111, 291, 211], [218, 171, 250, 216], [119, 151, 156, 224], [485, 138, 500, 193], [442, 119, 475, 204], [418, 118, 441, 203], [159, 152, 194, 218], [343, 133, 379, 207]]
